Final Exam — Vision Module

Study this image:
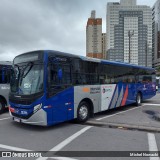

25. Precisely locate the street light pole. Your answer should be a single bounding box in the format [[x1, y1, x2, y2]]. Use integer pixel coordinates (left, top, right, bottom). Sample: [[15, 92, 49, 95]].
[[145, 40, 148, 67], [128, 30, 134, 63]]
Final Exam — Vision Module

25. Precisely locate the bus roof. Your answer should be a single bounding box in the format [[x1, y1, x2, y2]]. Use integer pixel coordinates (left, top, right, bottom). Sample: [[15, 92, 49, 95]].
[[0, 61, 12, 65], [47, 50, 154, 70], [48, 50, 154, 71], [102, 60, 154, 70], [15, 50, 155, 71], [78, 55, 154, 71]]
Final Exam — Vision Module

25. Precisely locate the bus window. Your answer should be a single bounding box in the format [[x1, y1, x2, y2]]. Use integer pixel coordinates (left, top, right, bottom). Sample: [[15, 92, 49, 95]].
[[137, 69, 154, 83], [0, 66, 11, 84], [48, 59, 72, 94], [142, 76, 152, 83]]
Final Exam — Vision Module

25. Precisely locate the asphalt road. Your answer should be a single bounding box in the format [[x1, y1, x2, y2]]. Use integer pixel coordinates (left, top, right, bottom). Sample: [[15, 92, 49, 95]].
[[0, 94, 160, 160]]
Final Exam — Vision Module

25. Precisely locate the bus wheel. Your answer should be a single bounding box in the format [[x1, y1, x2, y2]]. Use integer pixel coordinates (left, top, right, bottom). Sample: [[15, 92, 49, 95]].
[[0, 99, 5, 114], [136, 93, 142, 106], [77, 101, 89, 123]]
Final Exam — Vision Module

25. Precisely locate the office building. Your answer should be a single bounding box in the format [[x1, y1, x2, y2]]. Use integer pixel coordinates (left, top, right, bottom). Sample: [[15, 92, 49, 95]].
[[102, 33, 107, 59], [152, 0, 160, 68], [86, 10, 103, 59], [107, 0, 152, 67]]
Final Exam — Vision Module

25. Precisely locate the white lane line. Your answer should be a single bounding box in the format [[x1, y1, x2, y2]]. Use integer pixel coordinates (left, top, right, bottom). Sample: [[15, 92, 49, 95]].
[[143, 103, 160, 106], [96, 106, 141, 121], [0, 117, 11, 121], [36, 126, 92, 160], [96, 103, 160, 121], [147, 133, 160, 160], [0, 144, 32, 151]]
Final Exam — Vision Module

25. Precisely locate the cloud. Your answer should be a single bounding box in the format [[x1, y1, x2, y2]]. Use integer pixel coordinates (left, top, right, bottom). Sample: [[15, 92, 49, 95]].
[[0, 0, 156, 61]]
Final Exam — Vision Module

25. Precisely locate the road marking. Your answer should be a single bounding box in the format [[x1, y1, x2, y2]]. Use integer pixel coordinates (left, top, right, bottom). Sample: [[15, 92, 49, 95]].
[[147, 133, 160, 160], [96, 103, 160, 121], [0, 144, 32, 151], [143, 103, 160, 106], [0, 117, 11, 121], [96, 106, 141, 121], [36, 126, 92, 160]]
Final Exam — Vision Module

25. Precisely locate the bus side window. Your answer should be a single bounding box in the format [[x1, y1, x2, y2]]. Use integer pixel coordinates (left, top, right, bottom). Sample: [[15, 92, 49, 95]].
[[73, 70, 80, 84], [47, 61, 72, 97], [51, 69, 58, 84], [142, 76, 152, 83], [72, 59, 81, 85], [62, 64, 71, 84], [49, 62, 71, 87], [0, 67, 9, 84]]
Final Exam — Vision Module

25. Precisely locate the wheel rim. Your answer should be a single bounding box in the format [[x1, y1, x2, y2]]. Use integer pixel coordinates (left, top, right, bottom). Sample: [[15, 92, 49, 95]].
[[79, 105, 88, 120]]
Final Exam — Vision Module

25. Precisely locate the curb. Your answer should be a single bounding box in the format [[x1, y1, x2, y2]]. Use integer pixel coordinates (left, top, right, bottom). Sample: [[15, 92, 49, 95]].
[[85, 120, 160, 133]]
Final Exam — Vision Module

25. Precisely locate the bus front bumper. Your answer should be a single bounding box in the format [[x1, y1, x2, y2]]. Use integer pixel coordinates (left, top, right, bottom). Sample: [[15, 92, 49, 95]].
[[9, 109, 47, 126]]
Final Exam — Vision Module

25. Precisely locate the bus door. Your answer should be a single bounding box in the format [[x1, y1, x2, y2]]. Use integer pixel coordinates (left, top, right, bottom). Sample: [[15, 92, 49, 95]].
[[142, 75, 154, 98], [128, 79, 137, 103], [47, 57, 73, 124], [122, 74, 137, 105]]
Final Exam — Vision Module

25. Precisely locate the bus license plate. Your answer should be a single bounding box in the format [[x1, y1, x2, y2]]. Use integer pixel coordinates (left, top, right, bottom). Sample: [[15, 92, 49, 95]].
[[14, 117, 21, 123]]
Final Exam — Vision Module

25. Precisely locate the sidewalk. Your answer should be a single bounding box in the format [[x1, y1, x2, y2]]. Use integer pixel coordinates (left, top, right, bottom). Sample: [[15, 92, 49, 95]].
[[86, 104, 160, 132]]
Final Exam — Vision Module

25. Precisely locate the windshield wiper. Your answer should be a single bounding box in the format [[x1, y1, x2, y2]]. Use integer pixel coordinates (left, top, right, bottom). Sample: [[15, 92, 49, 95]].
[[22, 62, 33, 78], [19, 62, 33, 85]]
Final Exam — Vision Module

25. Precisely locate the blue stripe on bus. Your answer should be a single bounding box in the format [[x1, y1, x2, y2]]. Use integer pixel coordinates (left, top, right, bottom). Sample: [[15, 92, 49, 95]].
[[114, 82, 123, 108], [108, 84, 117, 109]]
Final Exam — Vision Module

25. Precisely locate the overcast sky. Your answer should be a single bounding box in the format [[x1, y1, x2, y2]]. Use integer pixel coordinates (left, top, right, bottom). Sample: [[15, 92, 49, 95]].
[[0, 0, 156, 61]]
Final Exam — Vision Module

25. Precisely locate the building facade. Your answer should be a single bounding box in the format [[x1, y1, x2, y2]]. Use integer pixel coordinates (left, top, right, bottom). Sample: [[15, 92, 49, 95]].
[[102, 33, 107, 59], [152, 0, 160, 69], [86, 11, 103, 59], [107, 0, 152, 67]]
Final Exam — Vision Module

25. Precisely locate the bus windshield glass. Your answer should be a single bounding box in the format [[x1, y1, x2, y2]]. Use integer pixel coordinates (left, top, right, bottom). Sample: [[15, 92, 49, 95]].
[[11, 63, 44, 95]]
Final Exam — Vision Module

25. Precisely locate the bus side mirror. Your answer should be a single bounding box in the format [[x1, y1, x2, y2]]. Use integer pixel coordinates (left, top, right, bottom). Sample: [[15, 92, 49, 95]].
[[58, 69, 62, 80]]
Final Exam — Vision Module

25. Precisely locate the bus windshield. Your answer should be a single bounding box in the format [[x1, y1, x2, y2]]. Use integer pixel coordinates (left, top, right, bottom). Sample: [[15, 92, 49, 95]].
[[11, 63, 44, 95]]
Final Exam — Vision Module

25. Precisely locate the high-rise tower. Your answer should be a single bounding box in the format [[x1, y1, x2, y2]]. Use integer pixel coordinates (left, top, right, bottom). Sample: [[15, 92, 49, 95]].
[[107, 0, 152, 67], [152, 0, 160, 69], [86, 11, 103, 59]]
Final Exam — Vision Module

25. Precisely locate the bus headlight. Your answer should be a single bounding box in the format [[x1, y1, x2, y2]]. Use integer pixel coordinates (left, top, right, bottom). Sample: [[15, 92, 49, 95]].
[[34, 103, 42, 113]]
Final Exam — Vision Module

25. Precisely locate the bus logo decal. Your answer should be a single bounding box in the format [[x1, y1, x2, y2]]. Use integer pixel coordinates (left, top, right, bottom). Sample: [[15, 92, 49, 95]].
[[90, 87, 100, 94], [102, 88, 112, 94], [82, 88, 90, 93]]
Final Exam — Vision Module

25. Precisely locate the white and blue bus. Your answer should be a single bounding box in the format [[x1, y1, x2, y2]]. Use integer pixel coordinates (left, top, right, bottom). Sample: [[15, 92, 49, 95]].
[[9, 50, 156, 126], [0, 61, 12, 113]]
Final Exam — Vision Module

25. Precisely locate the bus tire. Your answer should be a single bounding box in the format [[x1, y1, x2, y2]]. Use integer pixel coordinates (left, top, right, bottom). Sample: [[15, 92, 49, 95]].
[[135, 93, 142, 106], [0, 98, 5, 114], [77, 101, 89, 123]]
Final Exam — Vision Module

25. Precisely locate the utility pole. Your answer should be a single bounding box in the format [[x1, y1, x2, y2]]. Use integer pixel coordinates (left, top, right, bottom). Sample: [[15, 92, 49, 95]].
[[145, 40, 148, 67], [128, 30, 134, 63]]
